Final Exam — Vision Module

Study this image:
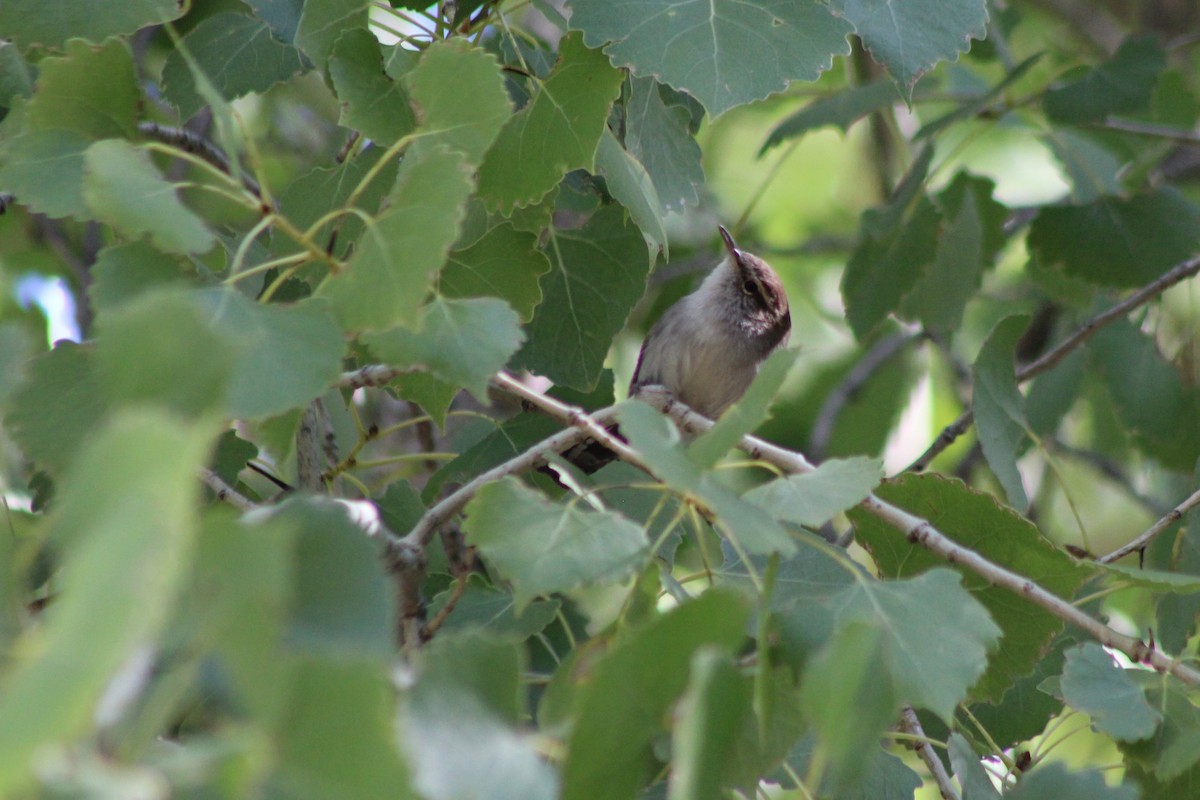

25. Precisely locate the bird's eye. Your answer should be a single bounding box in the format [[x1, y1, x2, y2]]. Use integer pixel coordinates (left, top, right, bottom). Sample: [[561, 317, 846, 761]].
[[742, 279, 757, 296]]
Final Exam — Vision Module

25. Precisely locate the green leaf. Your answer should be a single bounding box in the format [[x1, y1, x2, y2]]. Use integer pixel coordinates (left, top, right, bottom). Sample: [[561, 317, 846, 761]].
[[830, 569, 1001, 722], [362, 297, 524, 402], [688, 348, 799, 468], [0, 325, 32, 408], [440, 223, 551, 321], [1044, 36, 1166, 124], [0, 0, 184, 49], [761, 80, 899, 153], [161, 13, 307, 121], [828, 0, 987, 102], [244, 0, 303, 42], [513, 205, 651, 390], [5, 343, 108, 476], [948, 733, 1002, 800], [476, 33, 623, 212], [973, 315, 1032, 510], [667, 649, 752, 800], [88, 240, 192, 315], [404, 37, 513, 166], [427, 576, 560, 642], [743, 456, 882, 528], [1028, 189, 1200, 288], [569, 0, 853, 118], [595, 129, 668, 255], [423, 412, 561, 502], [296, 0, 368, 72], [850, 474, 1092, 703], [25, 38, 137, 139], [1105, 563, 1200, 593], [1060, 643, 1161, 742], [625, 76, 704, 213], [328, 29, 417, 145], [318, 145, 474, 331], [462, 478, 650, 611], [1006, 763, 1137, 800], [915, 54, 1042, 140], [618, 401, 796, 556], [1045, 127, 1126, 203], [0, 41, 34, 105], [1121, 675, 1200, 783], [83, 139, 216, 255], [0, 129, 90, 219], [562, 591, 749, 800], [0, 410, 209, 797], [1088, 317, 1200, 471]]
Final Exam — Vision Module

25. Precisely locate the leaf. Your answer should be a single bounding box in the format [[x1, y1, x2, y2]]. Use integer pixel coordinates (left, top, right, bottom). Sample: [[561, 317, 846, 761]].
[[0, 0, 184, 49], [1045, 127, 1126, 203], [328, 28, 417, 145], [915, 54, 1042, 140], [851, 474, 1092, 703], [440, 223, 551, 321], [948, 733, 1002, 800], [296, 0, 368, 72], [1120, 675, 1200, 783], [624, 76, 704, 212], [423, 412, 561, 502], [0, 41, 34, 104], [0, 410, 209, 797], [618, 401, 796, 556], [317, 146, 474, 331], [1104, 564, 1200, 594], [562, 591, 749, 800], [427, 576, 560, 642], [1006, 763, 1138, 800], [362, 297, 524, 402], [761, 80, 898, 153], [569, 0, 853, 118], [1027, 189, 1200, 288], [667, 649, 752, 800], [828, 0, 987, 102], [462, 478, 650, 611], [743, 456, 882, 528], [161, 13, 307, 121], [594, 128, 668, 255], [404, 37, 513, 166], [1044, 36, 1166, 123], [5, 342, 108, 476], [83, 139, 216, 256], [88, 240, 192, 315], [1060, 643, 1161, 742], [830, 569, 1001, 722], [0, 129, 91, 219], [973, 315, 1032, 510], [24, 38, 137, 140], [513, 205, 651, 390], [476, 33, 624, 212]]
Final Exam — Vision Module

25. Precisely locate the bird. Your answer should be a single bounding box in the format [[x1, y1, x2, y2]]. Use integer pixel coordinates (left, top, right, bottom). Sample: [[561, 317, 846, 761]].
[[556, 225, 790, 474]]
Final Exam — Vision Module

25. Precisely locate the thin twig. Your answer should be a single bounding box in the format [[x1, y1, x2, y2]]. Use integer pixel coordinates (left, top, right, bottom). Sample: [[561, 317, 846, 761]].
[[1097, 485, 1200, 564], [901, 706, 960, 800], [137, 121, 262, 199], [339, 364, 407, 390], [199, 468, 257, 512], [908, 253, 1200, 471]]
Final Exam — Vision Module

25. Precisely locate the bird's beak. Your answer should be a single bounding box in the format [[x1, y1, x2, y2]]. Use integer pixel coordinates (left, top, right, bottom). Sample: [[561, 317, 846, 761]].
[[718, 225, 742, 261]]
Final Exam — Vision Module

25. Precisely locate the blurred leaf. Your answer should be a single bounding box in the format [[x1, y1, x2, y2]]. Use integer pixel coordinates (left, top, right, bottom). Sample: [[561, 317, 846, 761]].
[[948, 733, 1002, 800], [1104, 563, 1200, 593], [828, 0, 986, 102], [1156, 507, 1200, 652], [1045, 127, 1126, 203], [0, 324, 32, 407], [0, 42, 33, 105], [851, 474, 1091, 702], [625, 76, 704, 212], [0, 0, 183, 49], [1087, 317, 1200, 471], [405, 38, 513, 166], [1007, 762, 1137, 800], [562, 590, 748, 800], [318, 146, 474, 331], [0, 410, 209, 796], [1044, 36, 1165, 123], [89, 241, 192, 314], [83, 140, 216, 256], [427, 576, 560, 642], [667, 649, 752, 800], [463, 478, 650, 611], [776, 734, 923, 799], [569, 0, 853, 117], [328, 29, 417, 145], [973, 315, 1032, 510], [6, 342, 108, 476], [363, 297, 524, 402], [210, 430, 259, 485], [25, 38, 137, 139], [915, 54, 1042, 140], [1028, 189, 1200, 287], [688, 348, 799, 468], [0, 129, 90, 219], [762, 80, 898, 153], [423, 412, 560, 502], [477, 33, 623, 212], [514, 205, 651, 390], [619, 401, 796, 556], [1061, 643, 1161, 742], [743, 456, 882, 528], [440, 223, 550, 321], [595, 129, 667, 255], [295, 0, 368, 71], [161, 13, 306, 121]]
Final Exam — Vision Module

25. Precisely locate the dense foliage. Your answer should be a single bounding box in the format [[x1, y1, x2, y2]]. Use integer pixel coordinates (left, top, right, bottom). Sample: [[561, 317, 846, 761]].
[[1, 0, 1199, 797]]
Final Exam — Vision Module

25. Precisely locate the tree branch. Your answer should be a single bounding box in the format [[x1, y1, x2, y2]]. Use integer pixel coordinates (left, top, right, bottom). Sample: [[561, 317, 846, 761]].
[[901, 706, 960, 800], [199, 468, 257, 512], [1097, 484, 1200, 565], [137, 121, 263, 199], [909, 253, 1200, 472]]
